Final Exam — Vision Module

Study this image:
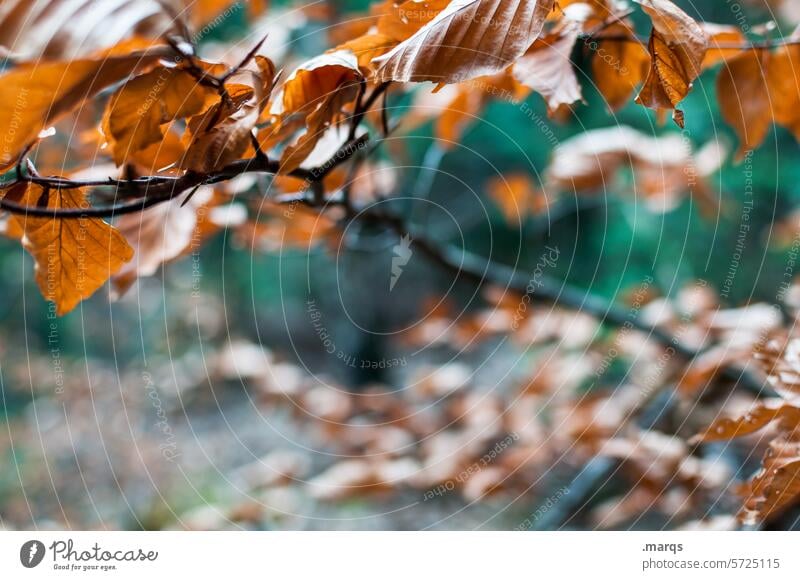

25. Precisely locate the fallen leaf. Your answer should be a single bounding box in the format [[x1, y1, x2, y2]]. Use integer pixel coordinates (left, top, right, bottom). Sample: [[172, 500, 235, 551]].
[[691, 399, 800, 443], [740, 436, 800, 525]]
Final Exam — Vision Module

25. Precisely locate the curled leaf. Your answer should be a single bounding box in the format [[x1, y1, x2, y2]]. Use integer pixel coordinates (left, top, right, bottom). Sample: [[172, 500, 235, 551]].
[[513, 13, 585, 114], [373, 0, 556, 84], [275, 51, 362, 174], [181, 56, 276, 172], [634, 0, 708, 127], [103, 66, 220, 166]]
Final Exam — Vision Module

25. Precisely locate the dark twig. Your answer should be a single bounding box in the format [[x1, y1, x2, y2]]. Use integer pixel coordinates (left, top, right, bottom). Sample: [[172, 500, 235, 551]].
[[0, 133, 369, 218], [218, 34, 269, 85]]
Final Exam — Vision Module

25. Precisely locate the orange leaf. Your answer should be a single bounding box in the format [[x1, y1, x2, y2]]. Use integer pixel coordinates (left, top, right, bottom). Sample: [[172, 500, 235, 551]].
[[717, 49, 771, 160], [276, 52, 362, 174], [102, 66, 220, 166], [701, 22, 745, 69], [376, 0, 452, 41], [11, 184, 133, 315], [0, 2, 176, 60], [336, 33, 398, 71], [0, 42, 169, 170], [487, 174, 547, 224], [591, 25, 650, 111], [740, 436, 800, 525], [634, 0, 707, 127], [181, 56, 276, 172]]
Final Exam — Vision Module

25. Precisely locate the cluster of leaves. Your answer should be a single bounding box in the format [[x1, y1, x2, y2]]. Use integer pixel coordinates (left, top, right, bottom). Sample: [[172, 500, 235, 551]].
[[0, 0, 786, 314], [2, 0, 800, 528]]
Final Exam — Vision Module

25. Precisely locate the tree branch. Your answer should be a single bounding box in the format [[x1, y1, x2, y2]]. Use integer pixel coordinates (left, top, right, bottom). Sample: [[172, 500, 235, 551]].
[[0, 133, 370, 218]]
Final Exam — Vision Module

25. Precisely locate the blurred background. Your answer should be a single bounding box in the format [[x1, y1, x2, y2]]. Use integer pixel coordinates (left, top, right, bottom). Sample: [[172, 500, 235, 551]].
[[1, 0, 798, 530]]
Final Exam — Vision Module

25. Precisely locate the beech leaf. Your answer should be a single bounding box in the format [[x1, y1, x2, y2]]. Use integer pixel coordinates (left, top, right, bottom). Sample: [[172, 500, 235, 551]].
[[10, 184, 134, 315], [373, 0, 556, 84], [634, 0, 708, 127]]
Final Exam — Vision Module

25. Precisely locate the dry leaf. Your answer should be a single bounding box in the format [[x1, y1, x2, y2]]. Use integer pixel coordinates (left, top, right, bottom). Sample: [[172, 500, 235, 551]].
[[112, 187, 219, 296], [691, 399, 800, 443], [11, 184, 133, 315], [487, 173, 547, 223], [376, 0, 452, 41], [336, 33, 397, 71], [634, 0, 708, 127], [275, 51, 362, 174], [717, 49, 771, 160], [591, 25, 650, 111], [373, 0, 556, 84], [513, 14, 584, 113], [701, 22, 745, 68], [181, 56, 276, 172], [740, 436, 800, 525], [0, 1, 175, 60], [103, 66, 219, 166], [0, 41, 169, 170]]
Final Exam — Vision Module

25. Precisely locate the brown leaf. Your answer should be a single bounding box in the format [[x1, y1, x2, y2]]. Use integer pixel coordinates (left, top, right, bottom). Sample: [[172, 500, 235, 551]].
[[275, 51, 362, 174], [717, 49, 771, 160], [756, 337, 800, 400], [0, 41, 169, 170], [740, 436, 800, 525], [336, 33, 398, 71], [373, 0, 556, 84], [376, 0, 452, 41], [765, 45, 800, 138], [513, 14, 584, 113], [181, 56, 276, 172], [103, 66, 219, 166], [691, 399, 800, 443], [11, 184, 133, 315], [591, 25, 650, 111], [0, 1, 176, 60], [634, 0, 708, 127]]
